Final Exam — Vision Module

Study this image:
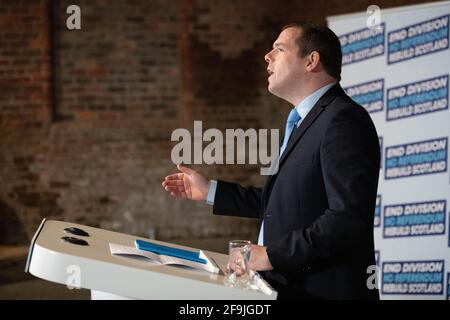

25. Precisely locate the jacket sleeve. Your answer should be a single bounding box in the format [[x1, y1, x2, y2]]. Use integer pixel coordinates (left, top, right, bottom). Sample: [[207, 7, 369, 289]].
[[212, 180, 263, 219], [266, 105, 380, 271]]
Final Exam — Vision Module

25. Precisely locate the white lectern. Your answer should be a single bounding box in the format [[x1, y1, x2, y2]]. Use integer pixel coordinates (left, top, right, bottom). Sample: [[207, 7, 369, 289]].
[[26, 219, 277, 300]]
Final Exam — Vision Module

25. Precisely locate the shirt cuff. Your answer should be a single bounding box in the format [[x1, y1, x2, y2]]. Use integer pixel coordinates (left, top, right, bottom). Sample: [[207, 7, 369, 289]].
[[206, 180, 218, 205]]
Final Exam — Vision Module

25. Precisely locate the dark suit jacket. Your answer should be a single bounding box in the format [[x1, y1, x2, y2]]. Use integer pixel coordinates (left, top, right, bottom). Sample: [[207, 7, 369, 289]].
[[213, 84, 380, 300]]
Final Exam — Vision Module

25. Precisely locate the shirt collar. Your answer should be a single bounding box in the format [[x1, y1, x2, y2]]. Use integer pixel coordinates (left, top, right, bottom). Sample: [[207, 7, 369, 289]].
[[295, 82, 336, 121]]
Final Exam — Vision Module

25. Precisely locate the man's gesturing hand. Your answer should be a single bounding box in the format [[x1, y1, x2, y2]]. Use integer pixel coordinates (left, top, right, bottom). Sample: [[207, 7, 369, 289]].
[[162, 164, 210, 201]]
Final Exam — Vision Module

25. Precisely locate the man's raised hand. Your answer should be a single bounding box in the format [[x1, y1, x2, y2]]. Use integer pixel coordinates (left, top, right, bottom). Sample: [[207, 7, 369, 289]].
[[161, 164, 210, 201]]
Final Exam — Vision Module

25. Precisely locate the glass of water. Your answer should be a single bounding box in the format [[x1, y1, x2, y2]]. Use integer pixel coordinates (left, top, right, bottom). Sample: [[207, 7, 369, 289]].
[[226, 240, 252, 287]]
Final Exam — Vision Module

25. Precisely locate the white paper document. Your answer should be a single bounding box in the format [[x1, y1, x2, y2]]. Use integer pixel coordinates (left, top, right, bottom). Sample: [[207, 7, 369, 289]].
[[109, 243, 220, 274]]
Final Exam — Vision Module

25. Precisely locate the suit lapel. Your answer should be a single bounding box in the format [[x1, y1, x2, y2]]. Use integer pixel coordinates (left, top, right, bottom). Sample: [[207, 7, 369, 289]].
[[262, 84, 343, 206]]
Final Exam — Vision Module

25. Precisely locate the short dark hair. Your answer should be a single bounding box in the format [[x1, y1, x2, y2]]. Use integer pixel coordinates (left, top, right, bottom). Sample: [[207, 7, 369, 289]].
[[282, 22, 342, 81]]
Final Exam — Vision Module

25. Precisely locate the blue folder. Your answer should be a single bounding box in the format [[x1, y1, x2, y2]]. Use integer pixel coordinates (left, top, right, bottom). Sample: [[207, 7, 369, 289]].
[[135, 239, 207, 264]]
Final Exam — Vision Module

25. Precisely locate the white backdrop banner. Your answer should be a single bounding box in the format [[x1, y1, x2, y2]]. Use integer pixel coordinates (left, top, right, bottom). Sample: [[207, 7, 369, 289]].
[[328, 1, 450, 300]]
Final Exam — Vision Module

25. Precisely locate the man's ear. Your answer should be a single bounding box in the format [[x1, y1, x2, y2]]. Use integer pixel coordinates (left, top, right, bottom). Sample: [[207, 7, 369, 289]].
[[306, 51, 321, 72]]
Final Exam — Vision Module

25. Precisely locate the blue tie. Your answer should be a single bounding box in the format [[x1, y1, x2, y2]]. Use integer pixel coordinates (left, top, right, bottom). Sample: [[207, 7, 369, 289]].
[[257, 108, 301, 246], [279, 108, 301, 156]]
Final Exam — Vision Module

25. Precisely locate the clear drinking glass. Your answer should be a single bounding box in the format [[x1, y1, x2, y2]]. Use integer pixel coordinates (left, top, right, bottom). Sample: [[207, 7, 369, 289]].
[[226, 240, 252, 287]]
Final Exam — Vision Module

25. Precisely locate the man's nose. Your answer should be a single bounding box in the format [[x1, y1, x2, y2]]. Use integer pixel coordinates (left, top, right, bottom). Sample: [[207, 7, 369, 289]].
[[264, 51, 272, 63]]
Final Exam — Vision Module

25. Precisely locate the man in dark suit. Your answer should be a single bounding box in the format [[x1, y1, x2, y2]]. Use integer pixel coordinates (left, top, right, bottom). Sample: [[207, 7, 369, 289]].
[[162, 22, 380, 299]]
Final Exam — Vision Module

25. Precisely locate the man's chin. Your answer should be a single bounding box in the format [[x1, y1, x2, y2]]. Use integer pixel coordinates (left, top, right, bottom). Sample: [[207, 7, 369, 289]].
[[267, 86, 289, 103], [267, 84, 280, 97]]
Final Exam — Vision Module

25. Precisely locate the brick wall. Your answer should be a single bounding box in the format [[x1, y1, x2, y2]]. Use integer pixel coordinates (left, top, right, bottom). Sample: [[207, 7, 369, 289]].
[[0, 0, 52, 244], [0, 0, 435, 245]]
